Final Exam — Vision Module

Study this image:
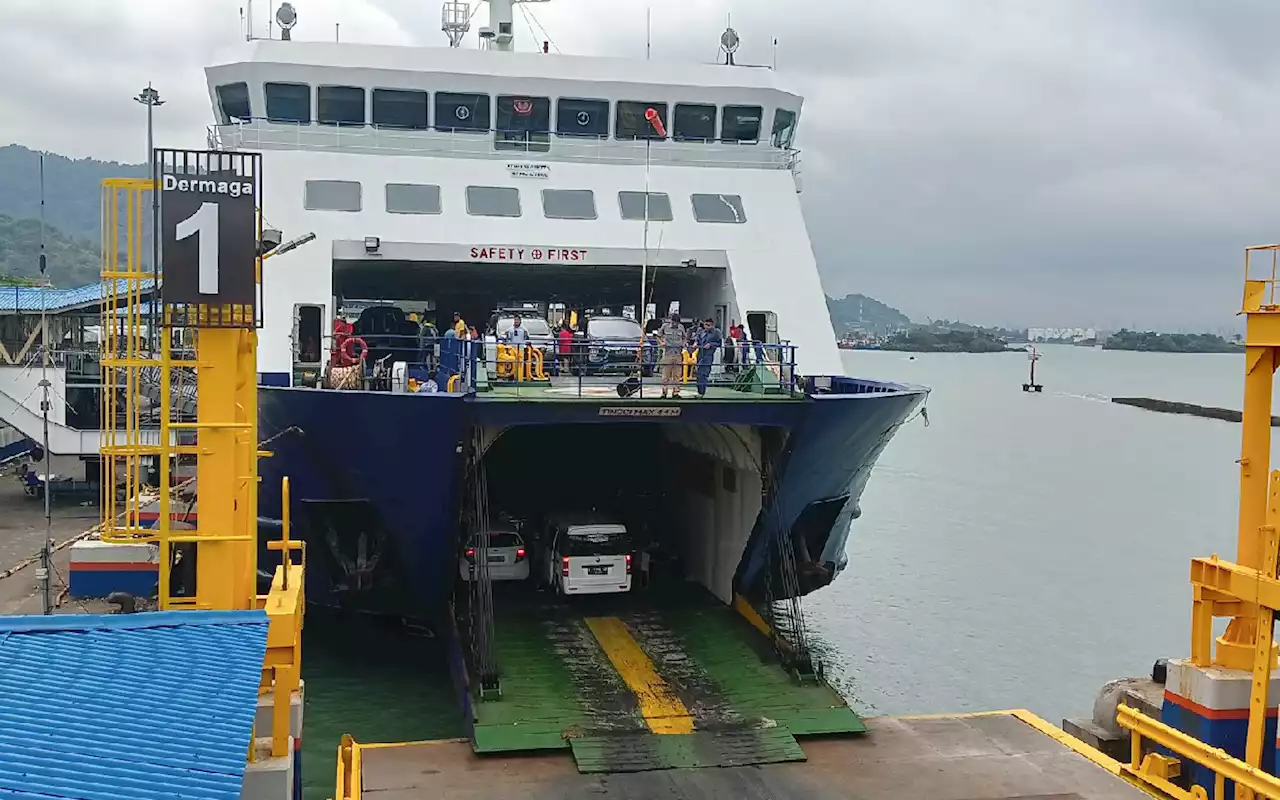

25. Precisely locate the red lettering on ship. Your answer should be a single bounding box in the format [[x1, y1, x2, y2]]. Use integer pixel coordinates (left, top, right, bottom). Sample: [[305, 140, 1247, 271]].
[[469, 247, 589, 262]]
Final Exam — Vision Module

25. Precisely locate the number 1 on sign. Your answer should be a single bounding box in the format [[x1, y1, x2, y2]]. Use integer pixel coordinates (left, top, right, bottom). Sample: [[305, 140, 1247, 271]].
[[175, 201, 219, 295]]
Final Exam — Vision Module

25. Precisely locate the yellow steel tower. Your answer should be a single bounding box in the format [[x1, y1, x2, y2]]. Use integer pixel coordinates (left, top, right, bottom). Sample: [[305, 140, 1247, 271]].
[[99, 152, 270, 612]]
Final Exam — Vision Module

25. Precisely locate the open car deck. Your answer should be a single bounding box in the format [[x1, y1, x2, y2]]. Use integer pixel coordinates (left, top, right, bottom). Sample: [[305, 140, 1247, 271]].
[[353, 712, 1150, 799]]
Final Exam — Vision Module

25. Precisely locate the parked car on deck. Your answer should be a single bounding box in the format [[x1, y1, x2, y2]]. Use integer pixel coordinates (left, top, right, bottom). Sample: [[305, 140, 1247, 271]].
[[539, 514, 633, 596], [458, 525, 530, 583], [580, 316, 656, 377]]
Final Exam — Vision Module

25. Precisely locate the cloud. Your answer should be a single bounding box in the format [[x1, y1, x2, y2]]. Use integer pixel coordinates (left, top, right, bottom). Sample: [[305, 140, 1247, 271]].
[[2, 0, 1276, 329]]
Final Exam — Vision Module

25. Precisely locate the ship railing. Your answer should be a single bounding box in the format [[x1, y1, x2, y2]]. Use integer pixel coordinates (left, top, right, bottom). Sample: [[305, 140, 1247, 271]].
[[208, 117, 800, 171], [1114, 705, 1280, 800], [306, 332, 801, 398]]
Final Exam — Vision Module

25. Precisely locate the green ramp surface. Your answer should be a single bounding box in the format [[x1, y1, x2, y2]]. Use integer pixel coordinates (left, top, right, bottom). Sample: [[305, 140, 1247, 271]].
[[663, 604, 867, 736]]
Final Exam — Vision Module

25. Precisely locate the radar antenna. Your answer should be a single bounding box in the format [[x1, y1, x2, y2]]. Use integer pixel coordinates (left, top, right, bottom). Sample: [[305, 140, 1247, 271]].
[[443, 0, 550, 51]]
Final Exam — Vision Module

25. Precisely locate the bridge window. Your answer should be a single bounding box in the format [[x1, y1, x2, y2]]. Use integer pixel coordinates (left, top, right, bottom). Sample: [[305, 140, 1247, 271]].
[[466, 186, 521, 218], [771, 109, 797, 148], [304, 180, 362, 212], [616, 101, 668, 140], [691, 193, 746, 223], [373, 89, 428, 129], [673, 103, 716, 142], [556, 98, 608, 138], [216, 82, 251, 123], [264, 82, 310, 124], [721, 105, 762, 143], [436, 92, 490, 132], [542, 189, 596, 220], [318, 86, 365, 126], [386, 183, 442, 215], [618, 191, 673, 221], [495, 95, 550, 152]]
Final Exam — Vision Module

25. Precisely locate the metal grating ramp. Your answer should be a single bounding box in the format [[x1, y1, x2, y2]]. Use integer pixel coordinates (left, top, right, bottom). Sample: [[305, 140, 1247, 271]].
[[569, 728, 806, 773]]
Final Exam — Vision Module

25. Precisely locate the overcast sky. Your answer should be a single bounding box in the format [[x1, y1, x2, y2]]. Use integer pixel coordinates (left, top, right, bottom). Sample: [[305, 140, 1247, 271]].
[[2, 0, 1276, 330]]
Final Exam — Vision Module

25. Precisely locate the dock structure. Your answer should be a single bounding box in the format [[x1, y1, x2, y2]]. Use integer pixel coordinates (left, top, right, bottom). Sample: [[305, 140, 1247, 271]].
[[346, 711, 1150, 799]]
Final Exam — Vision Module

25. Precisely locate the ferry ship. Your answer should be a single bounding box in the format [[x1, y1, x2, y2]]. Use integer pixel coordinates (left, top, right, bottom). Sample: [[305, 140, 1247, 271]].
[[200, 0, 928, 619]]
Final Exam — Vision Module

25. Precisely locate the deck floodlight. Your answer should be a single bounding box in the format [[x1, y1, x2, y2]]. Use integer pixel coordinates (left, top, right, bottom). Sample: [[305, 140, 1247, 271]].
[[364, 236, 381, 254], [276, 3, 297, 40]]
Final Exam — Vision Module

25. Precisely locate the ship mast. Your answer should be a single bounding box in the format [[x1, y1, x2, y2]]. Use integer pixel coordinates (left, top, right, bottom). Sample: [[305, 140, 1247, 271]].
[[444, 0, 549, 51]]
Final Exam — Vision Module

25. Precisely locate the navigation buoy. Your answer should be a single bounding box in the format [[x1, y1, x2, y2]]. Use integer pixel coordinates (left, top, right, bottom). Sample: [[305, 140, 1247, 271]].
[[1022, 345, 1043, 392]]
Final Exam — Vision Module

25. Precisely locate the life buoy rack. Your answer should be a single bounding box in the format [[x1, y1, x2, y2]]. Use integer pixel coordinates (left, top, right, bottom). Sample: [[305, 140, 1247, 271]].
[[340, 337, 368, 365]]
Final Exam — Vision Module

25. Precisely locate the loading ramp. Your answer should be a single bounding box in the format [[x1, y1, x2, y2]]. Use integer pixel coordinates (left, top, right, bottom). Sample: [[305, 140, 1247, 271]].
[[459, 586, 865, 773]]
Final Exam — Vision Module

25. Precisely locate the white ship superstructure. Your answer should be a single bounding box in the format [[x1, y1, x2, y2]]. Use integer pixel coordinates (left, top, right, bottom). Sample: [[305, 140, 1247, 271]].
[[204, 5, 841, 384]]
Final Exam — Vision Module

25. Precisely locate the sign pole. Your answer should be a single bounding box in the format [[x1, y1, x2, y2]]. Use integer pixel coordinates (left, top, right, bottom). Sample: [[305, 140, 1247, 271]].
[[157, 149, 262, 611]]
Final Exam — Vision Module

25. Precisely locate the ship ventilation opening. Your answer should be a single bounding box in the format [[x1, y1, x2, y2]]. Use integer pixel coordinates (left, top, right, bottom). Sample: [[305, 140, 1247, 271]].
[[332, 259, 725, 337], [477, 422, 763, 606]]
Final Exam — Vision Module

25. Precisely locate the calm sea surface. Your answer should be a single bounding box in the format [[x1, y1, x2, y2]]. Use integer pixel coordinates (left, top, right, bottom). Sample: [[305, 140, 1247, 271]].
[[300, 345, 1259, 798]]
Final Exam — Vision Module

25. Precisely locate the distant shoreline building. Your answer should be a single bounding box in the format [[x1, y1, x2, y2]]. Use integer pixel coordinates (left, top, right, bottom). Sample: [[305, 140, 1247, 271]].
[[1027, 327, 1097, 343]]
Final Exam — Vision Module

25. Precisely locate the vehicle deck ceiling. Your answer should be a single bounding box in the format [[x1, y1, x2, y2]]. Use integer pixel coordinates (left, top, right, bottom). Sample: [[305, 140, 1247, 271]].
[[333, 259, 724, 329]]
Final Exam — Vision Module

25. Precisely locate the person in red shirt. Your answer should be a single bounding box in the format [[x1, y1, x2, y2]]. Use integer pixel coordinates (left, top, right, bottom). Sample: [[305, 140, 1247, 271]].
[[557, 322, 575, 375]]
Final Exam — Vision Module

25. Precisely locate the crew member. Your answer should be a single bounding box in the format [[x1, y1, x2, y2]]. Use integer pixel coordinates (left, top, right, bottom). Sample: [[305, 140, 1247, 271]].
[[452, 311, 467, 337], [657, 312, 686, 399], [694, 317, 722, 398]]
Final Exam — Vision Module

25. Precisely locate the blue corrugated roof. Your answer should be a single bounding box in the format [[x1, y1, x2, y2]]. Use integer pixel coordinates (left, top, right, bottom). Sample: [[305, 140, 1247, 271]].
[[0, 610, 269, 800], [0, 279, 157, 315]]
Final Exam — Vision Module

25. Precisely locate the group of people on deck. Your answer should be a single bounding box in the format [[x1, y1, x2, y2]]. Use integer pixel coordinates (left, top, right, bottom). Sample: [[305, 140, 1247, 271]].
[[656, 314, 759, 399]]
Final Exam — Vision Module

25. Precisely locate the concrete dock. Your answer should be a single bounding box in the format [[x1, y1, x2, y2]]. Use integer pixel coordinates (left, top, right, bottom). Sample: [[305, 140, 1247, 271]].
[[354, 712, 1148, 799], [0, 474, 112, 615]]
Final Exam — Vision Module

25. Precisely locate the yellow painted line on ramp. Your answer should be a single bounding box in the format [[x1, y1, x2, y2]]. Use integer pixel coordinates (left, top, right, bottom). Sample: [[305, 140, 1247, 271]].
[[585, 616, 694, 735]]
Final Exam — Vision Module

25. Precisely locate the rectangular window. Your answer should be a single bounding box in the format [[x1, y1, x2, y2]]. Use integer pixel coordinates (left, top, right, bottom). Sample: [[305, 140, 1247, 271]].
[[495, 95, 550, 152], [264, 82, 310, 124], [373, 89, 428, 129], [436, 92, 490, 132], [466, 186, 521, 217], [216, 82, 251, 123], [618, 191, 673, 222], [556, 98, 609, 138], [673, 103, 716, 142], [318, 86, 365, 126], [691, 193, 746, 223], [385, 183, 442, 215], [541, 189, 596, 220], [304, 180, 362, 212], [616, 101, 668, 140], [722, 105, 762, 143], [771, 108, 797, 148]]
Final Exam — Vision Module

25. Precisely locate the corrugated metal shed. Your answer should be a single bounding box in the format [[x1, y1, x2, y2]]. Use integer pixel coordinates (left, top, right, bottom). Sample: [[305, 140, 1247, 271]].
[[0, 279, 157, 315], [0, 610, 269, 800]]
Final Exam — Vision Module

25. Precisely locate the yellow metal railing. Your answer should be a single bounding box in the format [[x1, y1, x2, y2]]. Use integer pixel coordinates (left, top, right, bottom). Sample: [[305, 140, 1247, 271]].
[[335, 735, 362, 800], [1117, 706, 1280, 800]]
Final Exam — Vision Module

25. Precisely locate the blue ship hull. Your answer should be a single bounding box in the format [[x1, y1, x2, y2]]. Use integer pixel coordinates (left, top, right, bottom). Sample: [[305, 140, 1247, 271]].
[[256, 376, 925, 616]]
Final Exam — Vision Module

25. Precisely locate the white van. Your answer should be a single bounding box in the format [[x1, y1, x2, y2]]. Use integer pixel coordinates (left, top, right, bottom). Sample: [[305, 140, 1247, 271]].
[[541, 516, 633, 596]]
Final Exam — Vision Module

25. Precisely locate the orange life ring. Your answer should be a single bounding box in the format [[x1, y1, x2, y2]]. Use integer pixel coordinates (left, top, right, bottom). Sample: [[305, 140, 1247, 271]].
[[341, 337, 368, 363]]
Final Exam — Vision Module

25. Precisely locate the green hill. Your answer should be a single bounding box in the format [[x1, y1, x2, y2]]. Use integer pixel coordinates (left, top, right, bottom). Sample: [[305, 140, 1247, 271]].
[[0, 214, 101, 288], [826, 293, 912, 335], [0, 144, 145, 243]]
